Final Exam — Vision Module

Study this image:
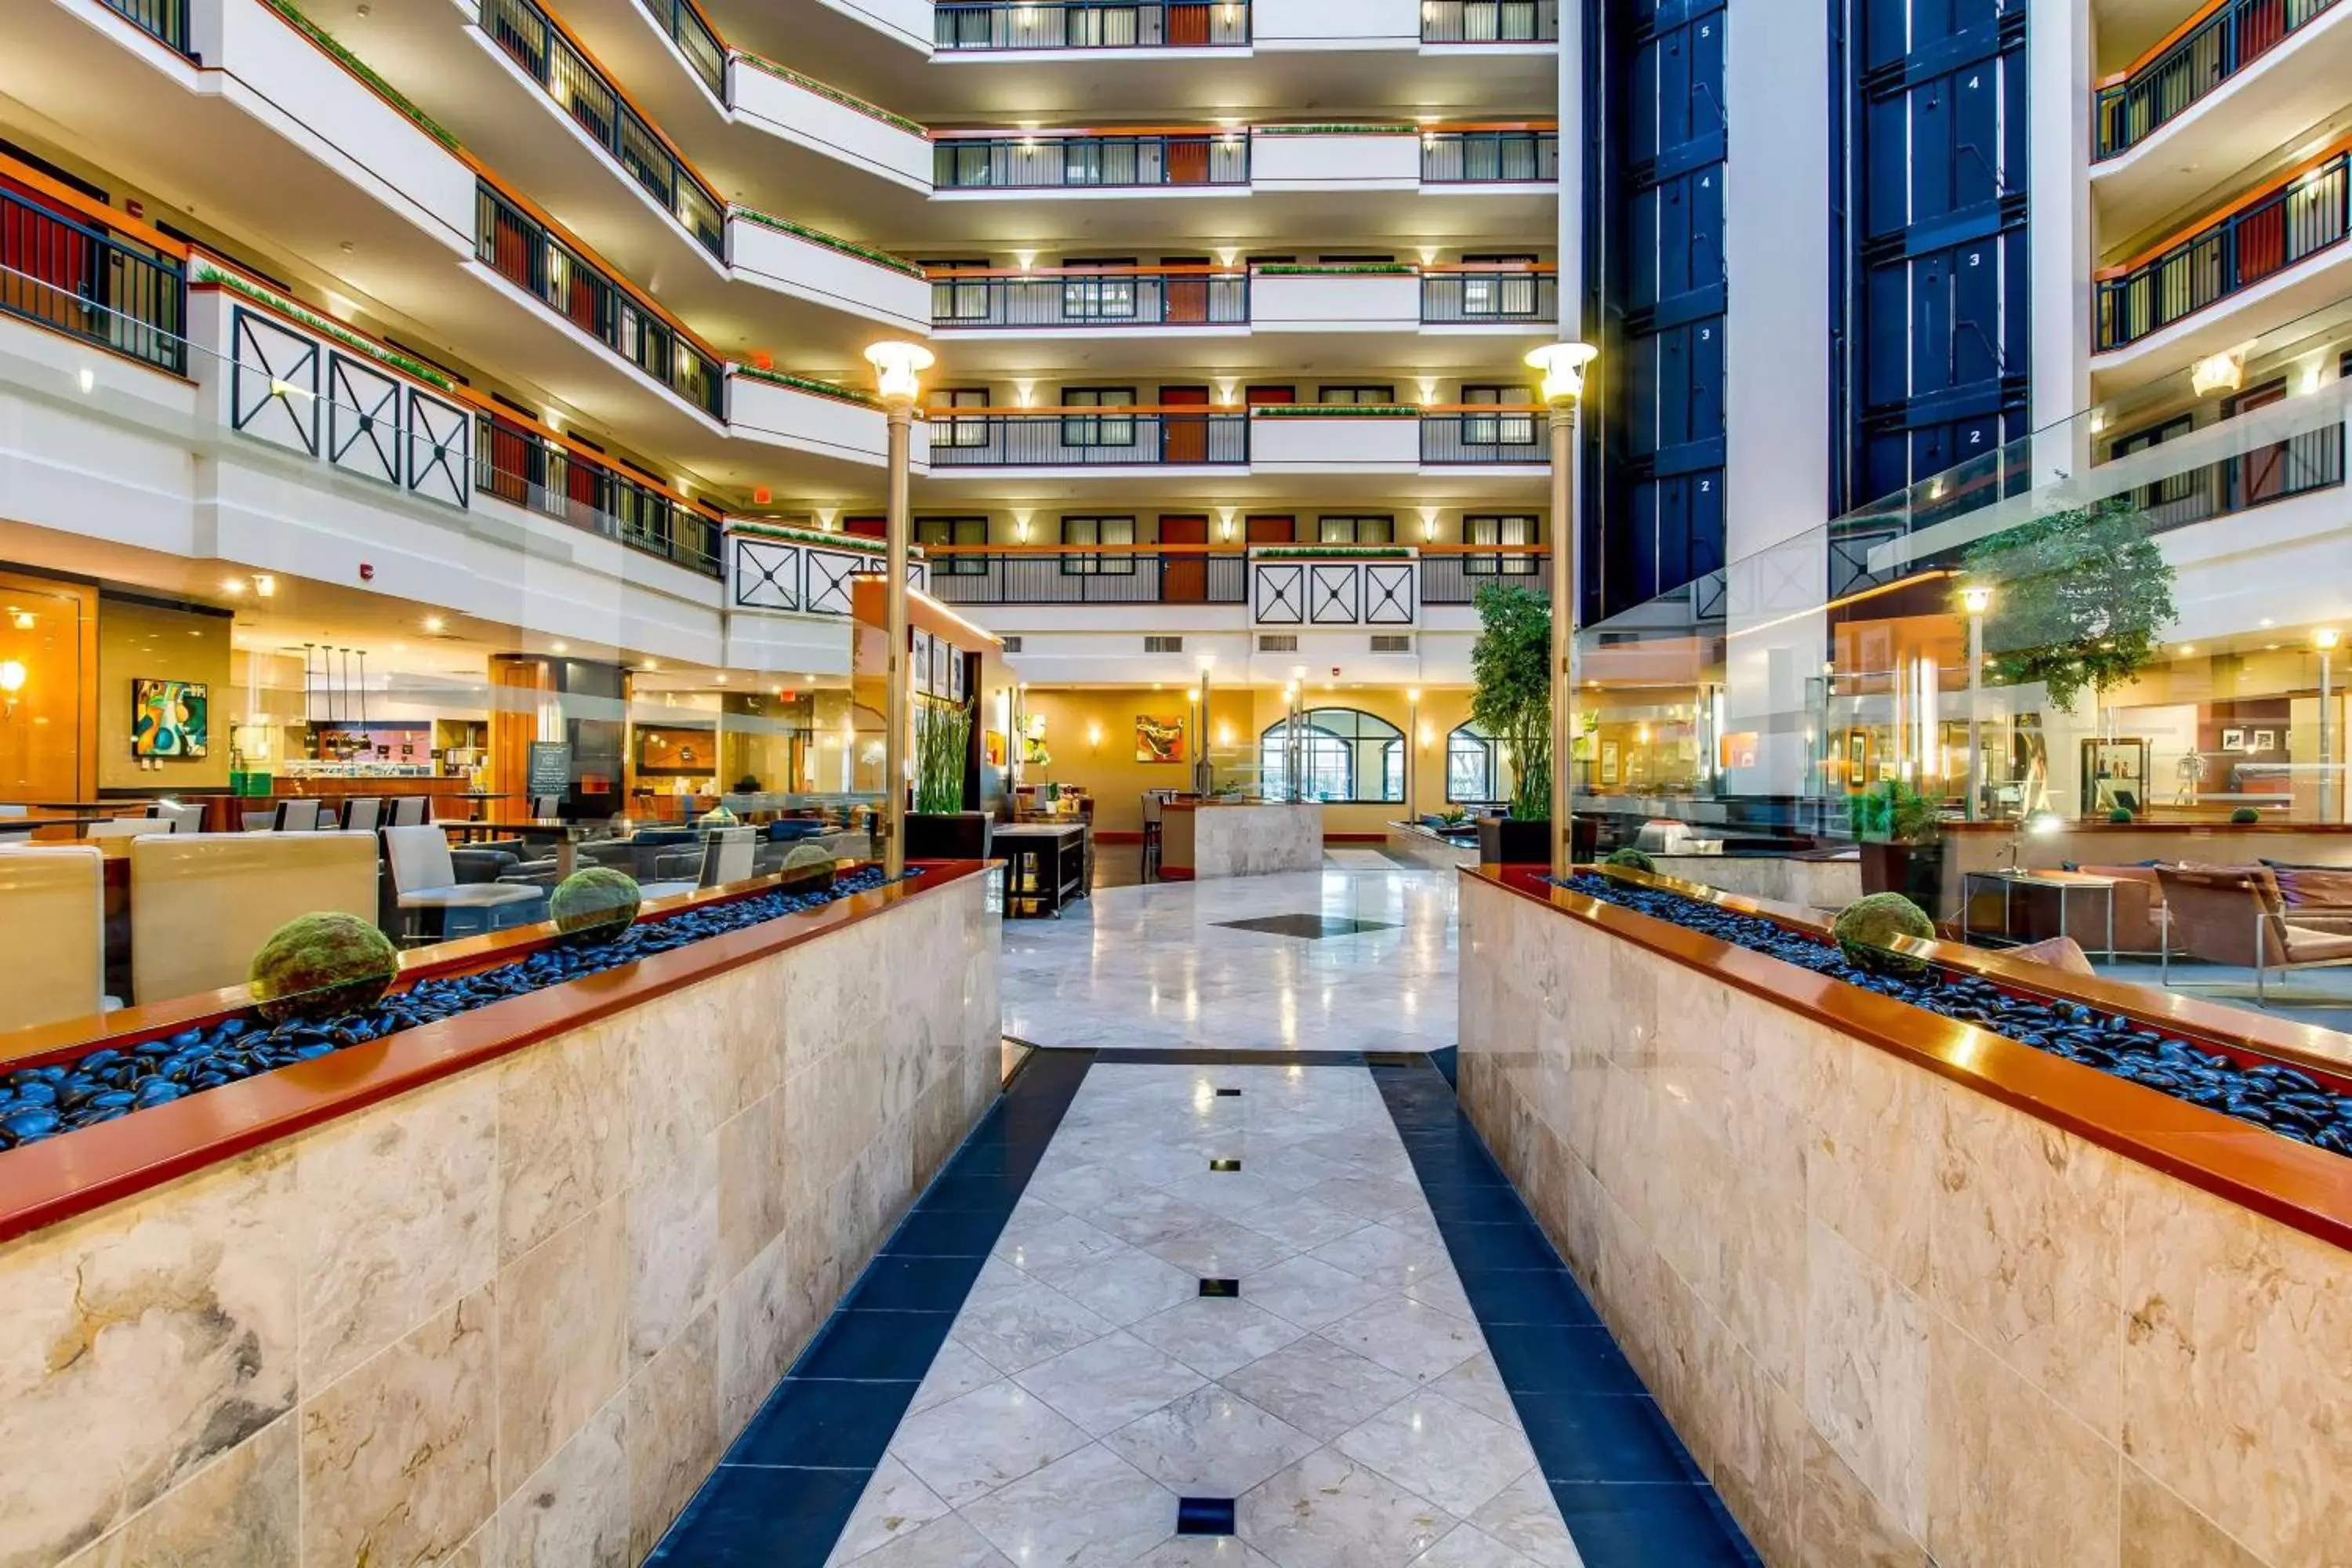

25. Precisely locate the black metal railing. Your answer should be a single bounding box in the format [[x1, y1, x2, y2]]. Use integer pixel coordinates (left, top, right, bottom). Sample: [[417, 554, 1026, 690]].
[[2096, 0, 2340, 159], [926, 552, 1249, 604], [2129, 424, 2346, 533], [934, 134, 1250, 189], [1421, 554, 1549, 604], [484, 0, 724, 256], [475, 183, 724, 416], [931, 270, 1248, 327], [476, 411, 721, 575], [2096, 151, 2350, 349], [634, 0, 727, 100], [935, 0, 1250, 49], [927, 412, 1249, 465], [1421, 413, 1547, 463], [1421, 270, 1557, 322], [1421, 0, 1559, 42], [99, 0, 191, 51], [1421, 130, 1557, 183], [0, 187, 186, 373]]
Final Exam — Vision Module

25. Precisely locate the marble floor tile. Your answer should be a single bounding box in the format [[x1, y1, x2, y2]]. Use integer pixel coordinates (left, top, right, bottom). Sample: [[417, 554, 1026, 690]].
[[823, 1457, 949, 1566], [1129, 1296, 1313, 1381], [959, 1443, 1178, 1566], [1103, 1385, 1322, 1496], [1131, 1537, 1285, 1566], [1023, 1243, 1203, 1328], [1239, 1449, 1458, 1568], [1013, 1331, 1207, 1438], [1320, 1298, 1488, 1385], [1467, 1471, 1589, 1568], [1142, 1219, 1298, 1283], [1428, 1354, 1523, 1429], [1334, 1392, 1541, 1519], [1309, 1224, 1454, 1292], [947, 1269, 1115, 1374], [1410, 1523, 1551, 1566], [1241, 1256, 1397, 1331], [837, 1512, 1014, 1567], [904, 1339, 997, 1416], [1220, 1335, 1420, 1442], [886, 1380, 1090, 1508]]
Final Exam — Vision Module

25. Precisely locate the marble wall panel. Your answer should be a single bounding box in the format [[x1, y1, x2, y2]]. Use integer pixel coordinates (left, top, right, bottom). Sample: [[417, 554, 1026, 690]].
[[3, 871, 1000, 1567], [1456, 873, 2343, 1568]]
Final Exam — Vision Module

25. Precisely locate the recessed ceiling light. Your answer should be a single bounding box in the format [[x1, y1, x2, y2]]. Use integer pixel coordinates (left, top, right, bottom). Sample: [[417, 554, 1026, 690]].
[[551, 641, 568, 654], [423, 615, 445, 632], [220, 579, 245, 596]]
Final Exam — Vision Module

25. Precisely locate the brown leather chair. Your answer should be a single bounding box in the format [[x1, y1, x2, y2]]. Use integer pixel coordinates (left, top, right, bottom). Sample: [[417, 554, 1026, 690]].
[[2155, 864, 2352, 1004], [2071, 865, 2164, 955]]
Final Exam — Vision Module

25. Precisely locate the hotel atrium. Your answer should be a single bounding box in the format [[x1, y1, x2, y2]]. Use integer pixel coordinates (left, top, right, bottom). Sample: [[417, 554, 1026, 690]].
[[1, 0, 2349, 1564]]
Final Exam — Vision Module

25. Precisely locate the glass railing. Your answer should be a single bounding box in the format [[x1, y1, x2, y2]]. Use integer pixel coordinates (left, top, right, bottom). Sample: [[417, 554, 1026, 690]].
[[935, 0, 1250, 49], [474, 183, 724, 416], [1421, 0, 1559, 42], [929, 268, 1248, 327], [98, 0, 191, 51], [634, 0, 728, 100], [0, 184, 186, 374], [1421, 269, 1557, 323], [933, 134, 1250, 189], [482, 0, 724, 256], [2096, 0, 2341, 159], [2096, 150, 2350, 349], [1421, 129, 1559, 183], [925, 411, 1250, 464]]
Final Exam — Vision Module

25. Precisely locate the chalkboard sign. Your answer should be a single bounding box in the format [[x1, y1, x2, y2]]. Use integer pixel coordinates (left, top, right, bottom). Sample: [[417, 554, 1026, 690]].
[[526, 742, 572, 798]]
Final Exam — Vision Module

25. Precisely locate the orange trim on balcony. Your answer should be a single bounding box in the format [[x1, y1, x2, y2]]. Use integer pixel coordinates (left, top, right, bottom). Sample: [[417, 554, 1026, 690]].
[[522, 0, 720, 203], [2096, 0, 2230, 88], [0, 150, 188, 259], [2096, 127, 2352, 278]]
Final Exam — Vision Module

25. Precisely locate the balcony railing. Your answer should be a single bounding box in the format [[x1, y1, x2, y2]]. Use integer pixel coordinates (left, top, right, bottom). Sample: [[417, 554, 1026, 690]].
[[2095, 0, 2341, 160], [935, 0, 1250, 49], [1421, 550, 1549, 603], [926, 409, 1249, 465], [1421, 267, 1557, 323], [2096, 149, 2351, 349], [477, 411, 721, 575], [483, 0, 724, 256], [0, 185, 186, 374], [634, 0, 728, 100], [1421, 410, 1548, 463], [2129, 423, 2345, 532], [930, 267, 1248, 328], [1421, 129, 1558, 183], [926, 548, 1249, 604], [1421, 0, 1559, 42], [98, 0, 191, 52], [474, 183, 724, 415], [934, 133, 1250, 189]]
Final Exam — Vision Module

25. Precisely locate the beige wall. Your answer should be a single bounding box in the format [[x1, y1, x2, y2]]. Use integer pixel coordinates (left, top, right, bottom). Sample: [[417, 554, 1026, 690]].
[[97, 597, 232, 792], [1460, 873, 2350, 1568]]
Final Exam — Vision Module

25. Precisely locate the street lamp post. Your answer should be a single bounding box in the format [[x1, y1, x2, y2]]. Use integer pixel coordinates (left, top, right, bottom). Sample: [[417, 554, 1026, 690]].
[[1406, 688, 1421, 820], [1962, 585, 1992, 822], [1526, 341, 1599, 881], [2321, 627, 2341, 822], [865, 340, 935, 878], [1194, 653, 1216, 797]]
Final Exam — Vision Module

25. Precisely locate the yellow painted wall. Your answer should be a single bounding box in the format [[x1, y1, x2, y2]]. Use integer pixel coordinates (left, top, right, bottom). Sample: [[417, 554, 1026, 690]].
[[98, 597, 233, 791]]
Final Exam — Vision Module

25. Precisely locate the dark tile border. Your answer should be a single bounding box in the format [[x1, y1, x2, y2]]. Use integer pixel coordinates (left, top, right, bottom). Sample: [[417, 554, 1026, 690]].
[[1367, 1055, 1762, 1568], [647, 1049, 1096, 1566], [1092, 1047, 1370, 1066]]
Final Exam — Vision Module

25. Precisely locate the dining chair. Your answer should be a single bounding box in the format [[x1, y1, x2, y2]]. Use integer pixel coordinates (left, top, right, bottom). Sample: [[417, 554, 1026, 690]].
[[0, 846, 108, 1032], [150, 800, 206, 833], [529, 794, 564, 818], [339, 797, 384, 835], [642, 826, 757, 900], [272, 799, 324, 832], [388, 796, 430, 828], [382, 824, 544, 943], [130, 831, 380, 1005], [88, 818, 176, 840]]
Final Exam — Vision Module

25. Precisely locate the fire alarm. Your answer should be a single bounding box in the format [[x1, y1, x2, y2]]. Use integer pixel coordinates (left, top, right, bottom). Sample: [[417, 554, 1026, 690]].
[[1330, 666, 1341, 678], [753, 486, 772, 506], [358, 563, 376, 581], [751, 350, 774, 371]]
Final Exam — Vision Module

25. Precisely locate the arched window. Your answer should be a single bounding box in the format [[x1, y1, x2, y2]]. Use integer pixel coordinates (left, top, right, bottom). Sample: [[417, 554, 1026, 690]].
[[1261, 707, 1405, 803], [1447, 722, 1498, 803]]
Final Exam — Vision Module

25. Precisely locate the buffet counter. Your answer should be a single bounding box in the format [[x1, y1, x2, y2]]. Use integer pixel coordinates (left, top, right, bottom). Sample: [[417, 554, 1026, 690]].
[[1160, 799, 1323, 880]]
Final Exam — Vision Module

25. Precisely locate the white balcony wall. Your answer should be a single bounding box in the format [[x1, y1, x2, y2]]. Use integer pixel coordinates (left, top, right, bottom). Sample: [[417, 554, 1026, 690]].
[[1253, 0, 1421, 48], [728, 376, 912, 467], [1250, 132, 1421, 190], [811, 0, 934, 52], [1248, 415, 1421, 470], [725, 60, 933, 190], [1251, 272, 1421, 332], [728, 220, 931, 333], [198, 0, 477, 253]]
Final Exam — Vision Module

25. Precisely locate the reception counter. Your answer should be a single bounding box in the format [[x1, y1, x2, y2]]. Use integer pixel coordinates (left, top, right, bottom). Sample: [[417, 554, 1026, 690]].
[[1458, 862, 2352, 1568], [1160, 799, 1323, 880], [0, 862, 1000, 1565]]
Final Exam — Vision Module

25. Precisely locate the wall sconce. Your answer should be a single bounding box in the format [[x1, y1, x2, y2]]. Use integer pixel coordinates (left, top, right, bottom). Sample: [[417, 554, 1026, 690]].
[[1217, 508, 1238, 541], [1014, 513, 1033, 543], [1215, 378, 1240, 405], [1014, 381, 1036, 408], [815, 506, 840, 532], [2190, 350, 2245, 398], [1215, 722, 1233, 748], [1416, 379, 1438, 405], [1014, 250, 1037, 272], [0, 659, 24, 720], [1419, 508, 1439, 541], [1087, 721, 1102, 752], [1216, 247, 1241, 268]]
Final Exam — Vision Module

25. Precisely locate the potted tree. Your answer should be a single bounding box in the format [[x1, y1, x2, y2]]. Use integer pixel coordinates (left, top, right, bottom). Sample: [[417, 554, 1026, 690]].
[[902, 695, 989, 860], [1849, 778, 1943, 900], [1469, 583, 1558, 866]]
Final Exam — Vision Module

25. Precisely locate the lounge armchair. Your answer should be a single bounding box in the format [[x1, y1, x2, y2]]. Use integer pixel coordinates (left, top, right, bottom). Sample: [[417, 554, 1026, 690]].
[[2155, 864, 2352, 1004]]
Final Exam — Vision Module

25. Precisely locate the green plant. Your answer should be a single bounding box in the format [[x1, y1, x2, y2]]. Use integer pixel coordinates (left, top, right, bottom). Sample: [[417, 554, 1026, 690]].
[[1603, 848, 1656, 873], [1470, 583, 1553, 822], [550, 867, 642, 946], [1847, 779, 1941, 844], [1437, 805, 1470, 827], [2107, 805, 2134, 824], [2231, 806, 2261, 825], [1831, 893, 1937, 976], [248, 913, 399, 1023], [1958, 497, 2178, 716], [916, 696, 975, 815]]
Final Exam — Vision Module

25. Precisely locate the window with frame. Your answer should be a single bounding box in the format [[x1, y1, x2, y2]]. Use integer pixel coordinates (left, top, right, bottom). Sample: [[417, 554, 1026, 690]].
[[1061, 387, 1136, 447], [1462, 384, 1537, 445], [1317, 516, 1396, 545], [1463, 514, 1540, 575], [936, 387, 991, 448], [2107, 414, 2202, 521], [1446, 722, 1501, 802], [1259, 707, 1406, 803], [924, 259, 991, 322], [1061, 515, 1136, 574], [1061, 256, 1138, 321], [1318, 384, 1399, 407], [1459, 253, 1540, 317], [916, 516, 989, 575]]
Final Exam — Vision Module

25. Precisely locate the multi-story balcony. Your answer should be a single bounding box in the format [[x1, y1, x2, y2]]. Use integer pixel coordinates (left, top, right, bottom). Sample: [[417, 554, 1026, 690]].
[[930, 266, 1252, 328], [0, 175, 186, 375], [934, 0, 1251, 51], [925, 262, 1556, 339], [921, 405, 1548, 473], [2096, 0, 2343, 158], [95, 0, 187, 52], [927, 408, 1252, 467], [924, 543, 1548, 618], [933, 130, 1252, 190], [931, 123, 1557, 192]]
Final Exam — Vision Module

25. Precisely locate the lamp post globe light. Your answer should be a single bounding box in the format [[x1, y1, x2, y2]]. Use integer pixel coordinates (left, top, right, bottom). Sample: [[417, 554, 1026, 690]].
[[865, 340, 935, 877], [1525, 341, 1599, 880]]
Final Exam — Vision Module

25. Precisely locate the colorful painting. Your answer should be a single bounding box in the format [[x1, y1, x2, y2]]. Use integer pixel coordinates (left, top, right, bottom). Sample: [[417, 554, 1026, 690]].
[[132, 677, 209, 758], [1135, 714, 1187, 764]]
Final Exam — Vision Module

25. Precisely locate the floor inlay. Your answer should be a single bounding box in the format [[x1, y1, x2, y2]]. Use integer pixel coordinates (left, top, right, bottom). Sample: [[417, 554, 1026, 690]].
[[1212, 913, 1402, 940]]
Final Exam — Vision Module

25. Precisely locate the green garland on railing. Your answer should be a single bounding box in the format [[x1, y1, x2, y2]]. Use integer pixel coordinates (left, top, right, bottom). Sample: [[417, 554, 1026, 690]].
[[256, 0, 463, 151], [1253, 123, 1416, 135], [1253, 546, 1415, 558], [1252, 263, 1417, 275], [728, 51, 930, 138], [728, 520, 890, 554], [192, 263, 456, 390], [731, 364, 880, 407], [728, 208, 926, 278], [1249, 404, 1423, 417]]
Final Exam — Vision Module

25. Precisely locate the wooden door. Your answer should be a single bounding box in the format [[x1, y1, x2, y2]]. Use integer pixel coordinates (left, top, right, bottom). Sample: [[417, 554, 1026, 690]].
[[1245, 514, 1296, 544], [1168, 1, 1211, 44], [1166, 136, 1210, 185], [485, 416, 532, 504], [2230, 381, 2290, 505], [1163, 256, 1209, 323], [1161, 385, 1209, 463], [0, 176, 89, 336], [1160, 514, 1210, 603]]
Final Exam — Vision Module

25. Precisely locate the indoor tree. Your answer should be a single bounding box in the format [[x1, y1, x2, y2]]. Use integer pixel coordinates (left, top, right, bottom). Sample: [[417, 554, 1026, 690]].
[[1470, 583, 1553, 820], [913, 695, 975, 814]]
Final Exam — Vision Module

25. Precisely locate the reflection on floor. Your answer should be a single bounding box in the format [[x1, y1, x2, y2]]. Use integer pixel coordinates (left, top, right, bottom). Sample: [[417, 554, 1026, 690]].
[[2089, 957, 2352, 1048]]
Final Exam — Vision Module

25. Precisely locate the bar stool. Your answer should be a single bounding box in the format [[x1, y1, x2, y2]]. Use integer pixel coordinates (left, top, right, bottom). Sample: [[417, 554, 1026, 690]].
[[1140, 791, 1167, 881]]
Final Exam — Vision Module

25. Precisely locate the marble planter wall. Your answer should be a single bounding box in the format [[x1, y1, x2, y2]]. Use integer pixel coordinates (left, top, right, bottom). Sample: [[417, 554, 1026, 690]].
[[0, 871, 1000, 1568], [1189, 802, 1325, 879], [1457, 871, 2350, 1568], [1649, 853, 1860, 916]]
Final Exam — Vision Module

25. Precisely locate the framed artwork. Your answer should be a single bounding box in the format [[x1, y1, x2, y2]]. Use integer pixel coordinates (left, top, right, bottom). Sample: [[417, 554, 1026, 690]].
[[1844, 728, 1872, 790], [2253, 729, 2278, 752], [984, 729, 1007, 768], [910, 628, 934, 695], [931, 634, 953, 696], [1599, 739, 1620, 786], [132, 678, 209, 758], [2222, 728, 2247, 752], [1134, 714, 1186, 764]]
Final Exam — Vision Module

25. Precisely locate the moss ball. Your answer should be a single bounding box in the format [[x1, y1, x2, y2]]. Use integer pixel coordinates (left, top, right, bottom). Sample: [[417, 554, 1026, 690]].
[[2230, 806, 2261, 825], [1831, 892, 1936, 977], [550, 866, 641, 946], [2107, 806, 2134, 824], [248, 912, 399, 1024], [1602, 847, 1657, 873]]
